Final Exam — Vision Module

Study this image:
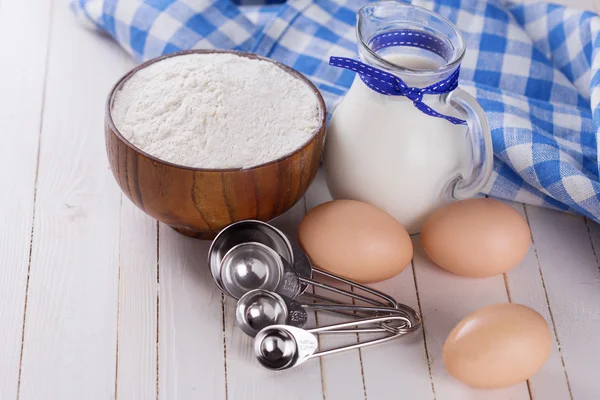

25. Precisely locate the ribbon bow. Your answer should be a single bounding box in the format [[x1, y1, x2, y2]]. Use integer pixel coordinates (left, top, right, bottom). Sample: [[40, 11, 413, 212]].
[[329, 57, 466, 125]]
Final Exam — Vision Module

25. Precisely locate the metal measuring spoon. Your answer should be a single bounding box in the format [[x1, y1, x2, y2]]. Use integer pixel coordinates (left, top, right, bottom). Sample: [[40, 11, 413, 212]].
[[220, 242, 402, 309], [220, 241, 422, 337], [209, 220, 400, 310], [235, 290, 308, 337], [254, 315, 415, 371], [220, 242, 302, 300], [236, 289, 419, 337], [208, 220, 298, 293]]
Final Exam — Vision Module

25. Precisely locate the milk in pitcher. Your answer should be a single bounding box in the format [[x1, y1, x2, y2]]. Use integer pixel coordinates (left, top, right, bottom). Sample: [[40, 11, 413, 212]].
[[325, 3, 493, 234], [325, 53, 472, 233]]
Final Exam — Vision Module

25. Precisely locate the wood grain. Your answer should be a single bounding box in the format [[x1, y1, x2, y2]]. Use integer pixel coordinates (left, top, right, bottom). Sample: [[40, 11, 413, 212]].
[[1, 0, 598, 399], [505, 204, 572, 400], [313, 282, 366, 400], [0, 1, 52, 399], [526, 206, 600, 400], [304, 170, 435, 400], [158, 227, 227, 399], [224, 201, 324, 400], [359, 266, 434, 400], [304, 174, 366, 400], [17, 2, 126, 399], [114, 57, 160, 400], [116, 199, 158, 399], [105, 50, 326, 240], [412, 237, 530, 400]]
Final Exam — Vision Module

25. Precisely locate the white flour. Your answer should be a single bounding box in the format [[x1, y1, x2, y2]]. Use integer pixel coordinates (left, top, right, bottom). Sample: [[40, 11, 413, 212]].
[[112, 53, 321, 169]]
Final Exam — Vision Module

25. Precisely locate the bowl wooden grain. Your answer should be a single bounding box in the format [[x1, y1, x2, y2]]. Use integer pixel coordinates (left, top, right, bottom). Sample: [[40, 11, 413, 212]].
[[105, 50, 326, 239]]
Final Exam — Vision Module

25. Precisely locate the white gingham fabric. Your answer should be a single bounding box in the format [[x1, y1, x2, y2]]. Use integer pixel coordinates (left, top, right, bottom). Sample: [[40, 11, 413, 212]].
[[72, 0, 600, 222]]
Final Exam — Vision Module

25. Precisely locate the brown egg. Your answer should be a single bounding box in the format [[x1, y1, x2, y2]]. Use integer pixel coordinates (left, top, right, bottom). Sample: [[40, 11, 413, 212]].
[[443, 303, 552, 389], [298, 200, 413, 283], [421, 198, 530, 278]]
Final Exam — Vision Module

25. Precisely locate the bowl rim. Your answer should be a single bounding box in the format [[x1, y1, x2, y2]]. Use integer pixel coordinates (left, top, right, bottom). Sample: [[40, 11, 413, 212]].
[[105, 49, 327, 173]]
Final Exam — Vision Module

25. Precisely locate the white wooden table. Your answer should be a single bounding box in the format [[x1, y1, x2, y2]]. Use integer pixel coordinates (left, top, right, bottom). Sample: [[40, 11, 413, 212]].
[[2, 1, 600, 399]]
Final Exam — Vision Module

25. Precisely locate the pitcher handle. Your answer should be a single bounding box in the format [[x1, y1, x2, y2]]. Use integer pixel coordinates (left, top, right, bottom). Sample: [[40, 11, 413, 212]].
[[443, 87, 494, 200]]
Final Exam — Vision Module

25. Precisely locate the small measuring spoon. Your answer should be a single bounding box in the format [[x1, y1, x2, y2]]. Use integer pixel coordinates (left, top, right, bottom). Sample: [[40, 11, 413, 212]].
[[235, 290, 307, 337], [254, 315, 414, 371], [236, 289, 416, 337]]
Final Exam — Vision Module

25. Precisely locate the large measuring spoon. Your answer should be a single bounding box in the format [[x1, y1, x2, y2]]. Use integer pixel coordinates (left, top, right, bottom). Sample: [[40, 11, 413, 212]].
[[208, 220, 308, 293]]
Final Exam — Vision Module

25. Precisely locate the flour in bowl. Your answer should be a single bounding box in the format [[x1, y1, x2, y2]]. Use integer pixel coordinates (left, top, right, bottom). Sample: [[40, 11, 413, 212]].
[[111, 53, 322, 169]]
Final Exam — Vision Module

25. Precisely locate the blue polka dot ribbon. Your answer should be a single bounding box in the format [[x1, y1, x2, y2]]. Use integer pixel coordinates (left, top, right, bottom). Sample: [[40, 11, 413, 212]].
[[329, 30, 466, 125]]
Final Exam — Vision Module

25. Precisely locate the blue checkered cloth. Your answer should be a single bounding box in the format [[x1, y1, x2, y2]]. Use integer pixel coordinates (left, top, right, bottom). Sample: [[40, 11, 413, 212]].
[[72, 0, 600, 222]]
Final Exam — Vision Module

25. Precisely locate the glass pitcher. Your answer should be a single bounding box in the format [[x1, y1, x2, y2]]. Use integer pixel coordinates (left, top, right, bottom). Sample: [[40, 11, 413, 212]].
[[323, 1, 493, 234]]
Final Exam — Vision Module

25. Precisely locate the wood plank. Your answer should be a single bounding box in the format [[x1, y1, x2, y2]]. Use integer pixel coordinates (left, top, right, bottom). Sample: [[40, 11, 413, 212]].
[[116, 199, 158, 400], [115, 56, 159, 400], [0, 0, 52, 398], [304, 172, 366, 400], [158, 226, 226, 399], [504, 204, 571, 400], [304, 169, 434, 400], [585, 218, 600, 268], [412, 237, 530, 399], [360, 267, 434, 400], [312, 283, 366, 400], [526, 206, 600, 400], [17, 2, 126, 398], [224, 200, 324, 400]]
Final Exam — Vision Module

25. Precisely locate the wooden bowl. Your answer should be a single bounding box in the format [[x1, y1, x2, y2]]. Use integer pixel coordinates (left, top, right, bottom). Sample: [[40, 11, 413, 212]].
[[105, 50, 326, 239]]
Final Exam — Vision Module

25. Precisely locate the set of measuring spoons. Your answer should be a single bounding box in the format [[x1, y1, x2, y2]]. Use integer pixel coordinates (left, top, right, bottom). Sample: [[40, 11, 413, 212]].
[[208, 220, 422, 370]]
